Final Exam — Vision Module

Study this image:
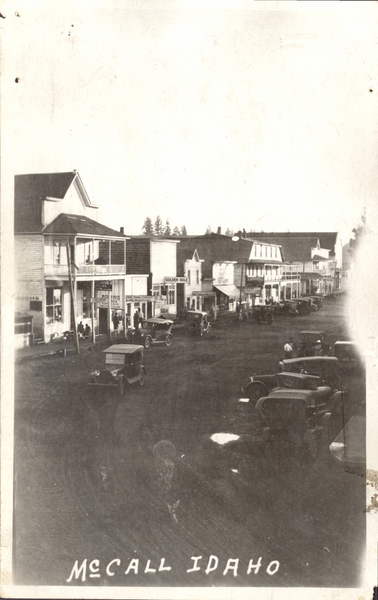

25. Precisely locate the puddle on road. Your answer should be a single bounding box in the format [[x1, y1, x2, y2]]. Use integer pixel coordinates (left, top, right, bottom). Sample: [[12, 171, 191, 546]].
[[210, 433, 240, 445]]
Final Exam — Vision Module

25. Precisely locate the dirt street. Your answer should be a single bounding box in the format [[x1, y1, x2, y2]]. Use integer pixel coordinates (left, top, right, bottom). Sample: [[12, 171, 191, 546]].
[[13, 295, 366, 588]]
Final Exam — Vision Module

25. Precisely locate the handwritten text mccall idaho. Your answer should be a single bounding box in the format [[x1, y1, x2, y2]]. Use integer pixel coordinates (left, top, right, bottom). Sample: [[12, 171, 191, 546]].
[[67, 556, 280, 582]]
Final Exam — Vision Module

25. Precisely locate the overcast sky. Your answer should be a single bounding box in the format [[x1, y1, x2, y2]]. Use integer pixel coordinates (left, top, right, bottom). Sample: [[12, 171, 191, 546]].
[[3, 1, 378, 243]]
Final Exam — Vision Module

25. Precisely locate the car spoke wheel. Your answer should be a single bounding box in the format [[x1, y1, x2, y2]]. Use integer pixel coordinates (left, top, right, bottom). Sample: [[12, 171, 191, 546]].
[[144, 336, 152, 349], [165, 334, 173, 347], [265, 313, 273, 324], [139, 368, 146, 386], [245, 381, 269, 404]]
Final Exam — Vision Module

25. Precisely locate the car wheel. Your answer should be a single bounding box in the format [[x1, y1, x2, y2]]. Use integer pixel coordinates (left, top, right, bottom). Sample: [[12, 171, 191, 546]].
[[165, 334, 173, 347], [144, 336, 152, 349], [118, 377, 125, 396], [265, 313, 273, 324], [139, 368, 146, 386], [245, 381, 269, 404]]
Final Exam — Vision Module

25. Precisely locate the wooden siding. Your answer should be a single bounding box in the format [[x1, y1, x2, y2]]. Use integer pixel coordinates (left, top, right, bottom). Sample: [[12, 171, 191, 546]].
[[126, 239, 150, 274], [15, 235, 44, 287]]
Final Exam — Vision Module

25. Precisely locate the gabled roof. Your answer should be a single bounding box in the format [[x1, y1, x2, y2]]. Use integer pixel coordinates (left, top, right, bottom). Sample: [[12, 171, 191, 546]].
[[177, 247, 200, 276], [246, 231, 338, 255], [245, 234, 320, 262], [178, 233, 254, 278], [43, 214, 127, 238], [14, 171, 98, 233]]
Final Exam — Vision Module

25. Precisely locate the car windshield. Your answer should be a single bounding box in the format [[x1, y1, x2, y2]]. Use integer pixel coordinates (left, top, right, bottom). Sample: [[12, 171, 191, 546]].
[[105, 353, 125, 366]]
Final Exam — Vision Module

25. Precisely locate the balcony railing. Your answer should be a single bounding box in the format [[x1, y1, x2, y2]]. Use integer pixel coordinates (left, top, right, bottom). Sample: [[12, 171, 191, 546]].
[[44, 264, 126, 277]]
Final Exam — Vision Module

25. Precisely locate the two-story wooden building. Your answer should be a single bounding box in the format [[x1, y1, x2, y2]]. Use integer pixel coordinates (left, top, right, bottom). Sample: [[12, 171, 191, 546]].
[[125, 236, 179, 319], [14, 171, 128, 345], [246, 231, 341, 296]]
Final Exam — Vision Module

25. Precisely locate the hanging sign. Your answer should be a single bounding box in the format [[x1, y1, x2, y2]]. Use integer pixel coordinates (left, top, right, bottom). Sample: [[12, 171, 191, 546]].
[[164, 276, 188, 283], [95, 280, 113, 291]]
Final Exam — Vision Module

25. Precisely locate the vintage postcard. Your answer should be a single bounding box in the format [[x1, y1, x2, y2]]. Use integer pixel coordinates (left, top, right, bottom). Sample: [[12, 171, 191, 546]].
[[1, 1, 377, 599]]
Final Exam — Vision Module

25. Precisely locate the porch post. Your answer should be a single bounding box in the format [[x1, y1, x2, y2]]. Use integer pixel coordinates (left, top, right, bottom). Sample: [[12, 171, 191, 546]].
[[66, 243, 80, 354]]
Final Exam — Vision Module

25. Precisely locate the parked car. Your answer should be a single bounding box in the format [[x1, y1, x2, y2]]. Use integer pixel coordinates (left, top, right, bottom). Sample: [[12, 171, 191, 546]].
[[303, 295, 323, 310], [255, 378, 345, 461], [296, 297, 312, 315], [296, 330, 330, 356], [242, 356, 342, 403], [334, 341, 360, 363], [126, 317, 173, 349], [273, 300, 299, 317], [88, 344, 146, 395], [278, 356, 341, 390], [185, 310, 211, 336], [244, 305, 274, 324]]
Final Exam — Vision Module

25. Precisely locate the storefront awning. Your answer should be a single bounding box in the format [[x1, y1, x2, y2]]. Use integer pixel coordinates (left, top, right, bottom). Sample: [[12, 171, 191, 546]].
[[214, 284, 241, 299]]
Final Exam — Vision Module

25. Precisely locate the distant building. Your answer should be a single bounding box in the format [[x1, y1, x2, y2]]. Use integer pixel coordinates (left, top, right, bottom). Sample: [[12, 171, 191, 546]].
[[245, 231, 342, 295]]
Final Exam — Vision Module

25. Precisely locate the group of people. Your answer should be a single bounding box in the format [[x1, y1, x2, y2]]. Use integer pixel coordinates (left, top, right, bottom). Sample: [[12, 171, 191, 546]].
[[284, 338, 323, 359], [77, 322, 91, 339], [133, 308, 144, 329]]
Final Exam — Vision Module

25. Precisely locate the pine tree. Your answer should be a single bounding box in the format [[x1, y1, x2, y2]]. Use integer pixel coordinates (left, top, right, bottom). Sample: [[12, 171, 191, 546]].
[[180, 225, 188, 236], [205, 224, 212, 234], [154, 215, 163, 236], [173, 225, 180, 236], [225, 227, 234, 236], [142, 217, 154, 236], [164, 219, 172, 236]]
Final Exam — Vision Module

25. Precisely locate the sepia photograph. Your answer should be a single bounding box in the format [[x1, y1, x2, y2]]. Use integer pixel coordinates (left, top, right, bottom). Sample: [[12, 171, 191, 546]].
[[1, 1, 378, 599]]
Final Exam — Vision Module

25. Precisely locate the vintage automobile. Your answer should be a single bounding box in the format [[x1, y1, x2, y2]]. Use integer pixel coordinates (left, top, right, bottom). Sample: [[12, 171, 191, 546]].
[[296, 330, 330, 356], [296, 297, 312, 315], [334, 341, 360, 363], [249, 305, 274, 324], [126, 317, 173, 349], [242, 356, 342, 403], [303, 295, 323, 310], [88, 344, 146, 395], [185, 310, 211, 336], [255, 377, 345, 461], [273, 300, 299, 317], [279, 356, 341, 390]]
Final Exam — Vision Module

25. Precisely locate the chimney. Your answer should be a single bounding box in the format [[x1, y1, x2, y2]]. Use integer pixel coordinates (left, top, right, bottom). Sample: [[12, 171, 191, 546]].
[[217, 227, 221, 234], [243, 229, 246, 237], [120, 227, 124, 234]]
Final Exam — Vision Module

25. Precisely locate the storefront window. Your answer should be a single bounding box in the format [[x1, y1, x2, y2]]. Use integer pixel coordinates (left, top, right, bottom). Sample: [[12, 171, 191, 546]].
[[168, 286, 175, 305], [82, 295, 92, 319], [196, 270, 200, 284], [46, 287, 62, 323]]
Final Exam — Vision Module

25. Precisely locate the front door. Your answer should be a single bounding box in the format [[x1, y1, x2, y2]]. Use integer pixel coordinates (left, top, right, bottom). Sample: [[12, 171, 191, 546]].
[[99, 308, 108, 334]]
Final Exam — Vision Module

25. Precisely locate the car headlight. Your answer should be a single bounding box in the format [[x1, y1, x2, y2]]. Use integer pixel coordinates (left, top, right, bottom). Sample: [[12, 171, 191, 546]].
[[89, 370, 100, 377], [111, 370, 118, 378]]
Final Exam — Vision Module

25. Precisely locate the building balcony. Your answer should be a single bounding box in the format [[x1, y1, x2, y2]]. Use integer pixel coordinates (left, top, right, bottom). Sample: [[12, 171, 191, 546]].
[[44, 263, 126, 277]]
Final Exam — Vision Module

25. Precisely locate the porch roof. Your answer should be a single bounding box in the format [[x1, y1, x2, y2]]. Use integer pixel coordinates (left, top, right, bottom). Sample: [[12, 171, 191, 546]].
[[43, 213, 127, 239]]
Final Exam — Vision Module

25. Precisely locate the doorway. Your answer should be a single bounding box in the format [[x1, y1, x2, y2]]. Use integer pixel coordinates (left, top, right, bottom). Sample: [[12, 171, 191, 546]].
[[99, 308, 108, 334]]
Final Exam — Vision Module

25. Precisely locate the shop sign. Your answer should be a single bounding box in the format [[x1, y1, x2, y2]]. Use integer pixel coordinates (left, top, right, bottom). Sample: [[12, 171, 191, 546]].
[[126, 295, 155, 302], [95, 280, 113, 291], [164, 276, 188, 283], [192, 291, 216, 297], [154, 299, 166, 308], [16, 295, 43, 301], [96, 294, 121, 308]]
